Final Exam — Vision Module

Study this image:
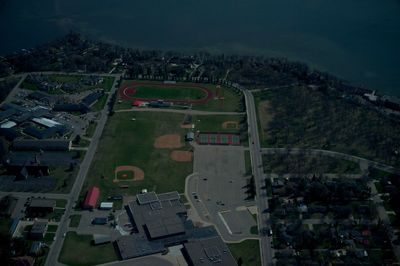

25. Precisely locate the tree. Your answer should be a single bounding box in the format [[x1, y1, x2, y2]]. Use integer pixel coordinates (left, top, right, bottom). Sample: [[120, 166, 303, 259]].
[[237, 257, 243, 266]]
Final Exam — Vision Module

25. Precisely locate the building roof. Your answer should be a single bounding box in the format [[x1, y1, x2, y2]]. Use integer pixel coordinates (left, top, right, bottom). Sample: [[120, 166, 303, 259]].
[[1, 121, 17, 129], [29, 199, 56, 209], [12, 139, 71, 151], [31, 221, 48, 235], [32, 117, 61, 128], [83, 186, 100, 208], [183, 236, 237, 266], [6, 152, 75, 167], [128, 191, 186, 240], [53, 103, 89, 113], [93, 234, 111, 245], [0, 128, 20, 141], [116, 235, 165, 260], [23, 125, 68, 139], [100, 202, 113, 209], [81, 91, 104, 107]]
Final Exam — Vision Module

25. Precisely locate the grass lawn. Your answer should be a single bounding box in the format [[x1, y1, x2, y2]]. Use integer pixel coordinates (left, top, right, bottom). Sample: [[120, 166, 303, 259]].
[[69, 214, 82, 228], [91, 94, 108, 112], [193, 114, 244, 133], [193, 84, 244, 112], [85, 121, 98, 138], [82, 112, 193, 202], [134, 85, 206, 100], [250, 225, 258, 235], [0, 218, 11, 235], [43, 232, 56, 245], [47, 225, 58, 232], [55, 199, 67, 208], [245, 150, 252, 175], [228, 240, 261, 266], [59, 232, 117, 266], [49, 166, 78, 193]]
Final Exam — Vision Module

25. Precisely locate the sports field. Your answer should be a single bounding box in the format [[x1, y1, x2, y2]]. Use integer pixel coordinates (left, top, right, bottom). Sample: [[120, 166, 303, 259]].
[[117, 80, 243, 112], [81, 112, 193, 201], [120, 81, 212, 104]]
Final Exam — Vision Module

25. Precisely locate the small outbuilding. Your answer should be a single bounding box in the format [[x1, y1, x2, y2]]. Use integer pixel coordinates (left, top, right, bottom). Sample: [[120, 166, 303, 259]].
[[99, 202, 113, 210], [83, 186, 100, 210]]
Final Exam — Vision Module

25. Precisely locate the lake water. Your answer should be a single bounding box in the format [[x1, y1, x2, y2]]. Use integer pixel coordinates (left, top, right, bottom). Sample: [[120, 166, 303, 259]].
[[1, 0, 400, 96]]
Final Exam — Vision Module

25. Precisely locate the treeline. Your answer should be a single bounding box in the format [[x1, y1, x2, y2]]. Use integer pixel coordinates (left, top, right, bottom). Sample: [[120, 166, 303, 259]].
[[0, 32, 368, 96]]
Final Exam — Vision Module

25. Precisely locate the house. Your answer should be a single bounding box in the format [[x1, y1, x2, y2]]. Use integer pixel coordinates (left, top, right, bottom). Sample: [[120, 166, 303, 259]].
[[30, 221, 48, 239], [27, 199, 56, 215], [83, 186, 100, 210]]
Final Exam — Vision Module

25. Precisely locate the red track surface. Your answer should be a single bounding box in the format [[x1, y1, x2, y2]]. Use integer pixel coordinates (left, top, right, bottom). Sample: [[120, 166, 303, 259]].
[[119, 81, 213, 104]]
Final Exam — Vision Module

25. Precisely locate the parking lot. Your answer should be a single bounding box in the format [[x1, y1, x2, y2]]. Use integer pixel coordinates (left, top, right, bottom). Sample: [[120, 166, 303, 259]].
[[188, 145, 256, 241]]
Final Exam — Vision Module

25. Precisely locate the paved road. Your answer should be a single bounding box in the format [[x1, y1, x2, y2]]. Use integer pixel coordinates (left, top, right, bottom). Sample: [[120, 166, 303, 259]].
[[115, 107, 245, 116], [45, 73, 122, 266], [261, 148, 400, 174], [2, 74, 27, 103], [242, 89, 275, 266]]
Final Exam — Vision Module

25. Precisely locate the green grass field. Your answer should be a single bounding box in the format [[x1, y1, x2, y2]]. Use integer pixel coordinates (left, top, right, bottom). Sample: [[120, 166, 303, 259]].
[[119, 81, 243, 112], [133, 85, 206, 100], [91, 94, 108, 112], [59, 232, 117, 266], [193, 114, 244, 133], [82, 112, 193, 201], [228, 240, 261, 266], [69, 215, 82, 228]]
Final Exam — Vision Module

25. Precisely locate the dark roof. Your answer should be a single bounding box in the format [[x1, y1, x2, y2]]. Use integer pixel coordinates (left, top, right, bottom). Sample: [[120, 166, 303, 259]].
[[145, 216, 185, 239], [12, 139, 71, 151], [7, 152, 75, 167], [53, 103, 89, 113], [0, 128, 20, 141], [31, 221, 47, 234], [23, 126, 68, 139], [128, 192, 186, 239], [116, 235, 165, 260], [183, 236, 237, 266], [0, 175, 55, 192], [29, 199, 56, 209], [81, 91, 104, 107], [0, 109, 17, 121]]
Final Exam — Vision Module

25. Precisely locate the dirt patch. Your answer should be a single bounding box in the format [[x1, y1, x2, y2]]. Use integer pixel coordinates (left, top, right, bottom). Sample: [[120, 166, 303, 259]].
[[114, 165, 144, 182], [154, 134, 182, 149], [222, 121, 239, 129], [170, 150, 193, 162], [180, 124, 194, 129]]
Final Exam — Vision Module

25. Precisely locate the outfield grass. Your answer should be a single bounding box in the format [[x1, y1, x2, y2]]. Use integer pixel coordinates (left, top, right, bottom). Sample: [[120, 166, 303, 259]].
[[82, 112, 193, 201], [59, 232, 117, 266], [228, 240, 261, 266], [193, 114, 244, 133], [193, 85, 244, 112], [69, 215, 82, 228]]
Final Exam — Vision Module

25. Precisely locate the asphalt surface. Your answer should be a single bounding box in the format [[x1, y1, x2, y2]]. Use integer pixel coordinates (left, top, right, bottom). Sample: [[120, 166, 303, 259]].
[[188, 145, 256, 241], [243, 89, 275, 266], [45, 73, 122, 266]]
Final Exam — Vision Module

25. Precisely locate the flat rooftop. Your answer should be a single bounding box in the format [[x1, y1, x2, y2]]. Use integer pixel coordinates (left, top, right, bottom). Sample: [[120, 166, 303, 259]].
[[184, 236, 237, 266]]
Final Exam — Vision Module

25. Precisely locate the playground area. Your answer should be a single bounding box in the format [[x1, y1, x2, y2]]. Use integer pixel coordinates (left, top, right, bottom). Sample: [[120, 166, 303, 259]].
[[197, 133, 241, 146]]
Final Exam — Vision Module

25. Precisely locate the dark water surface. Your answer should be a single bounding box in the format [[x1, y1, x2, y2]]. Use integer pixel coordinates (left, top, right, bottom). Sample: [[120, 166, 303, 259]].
[[1, 0, 400, 95]]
